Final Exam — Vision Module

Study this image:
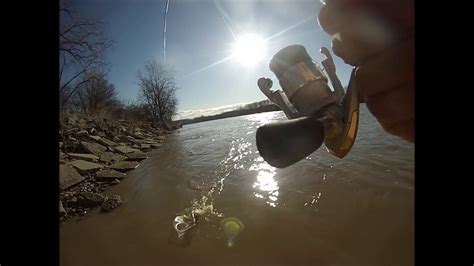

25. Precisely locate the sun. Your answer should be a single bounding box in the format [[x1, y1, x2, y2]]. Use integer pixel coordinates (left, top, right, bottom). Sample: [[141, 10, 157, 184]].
[[231, 33, 267, 67]]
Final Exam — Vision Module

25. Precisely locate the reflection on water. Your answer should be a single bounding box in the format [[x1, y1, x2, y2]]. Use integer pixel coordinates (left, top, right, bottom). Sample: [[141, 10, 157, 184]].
[[60, 107, 414, 266], [250, 157, 279, 207]]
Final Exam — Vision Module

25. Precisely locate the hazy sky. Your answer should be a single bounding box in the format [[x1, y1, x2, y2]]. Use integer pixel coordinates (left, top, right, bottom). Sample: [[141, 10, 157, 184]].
[[69, 0, 353, 113]]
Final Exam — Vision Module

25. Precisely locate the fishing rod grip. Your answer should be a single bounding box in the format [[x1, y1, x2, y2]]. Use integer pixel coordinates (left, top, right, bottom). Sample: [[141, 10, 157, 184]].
[[256, 116, 325, 168]]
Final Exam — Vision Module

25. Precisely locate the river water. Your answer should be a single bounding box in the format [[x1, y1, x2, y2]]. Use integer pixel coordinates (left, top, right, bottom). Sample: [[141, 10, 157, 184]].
[[60, 105, 414, 266]]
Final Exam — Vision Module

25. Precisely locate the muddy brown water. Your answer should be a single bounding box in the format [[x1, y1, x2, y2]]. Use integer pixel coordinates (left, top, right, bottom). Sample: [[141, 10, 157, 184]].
[[60, 106, 414, 266]]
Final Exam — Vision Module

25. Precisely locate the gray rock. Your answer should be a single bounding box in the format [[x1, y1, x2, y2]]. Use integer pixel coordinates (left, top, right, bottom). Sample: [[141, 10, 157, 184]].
[[126, 152, 148, 161], [59, 201, 67, 217], [101, 194, 122, 212], [78, 192, 106, 207], [81, 141, 107, 156], [151, 143, 162, 148], [68, 153, 99, 162], [157, 135, 166, 140], [71, 160, 103, 174], [110, 179, 121, 185], [63, 140, 78, 152], [89, 135, 101, 142], [129, 138, 144, 145], [98, 137, 117, 147], [67, 116, 78, 126], [114, 145, 140, 154], [63, 128, 79, 136], [60, 164, 85, 190], [75, 130, 89, 137], [131, 144, 140, 149], [59, 142, 64, 148], [134, 132, 144, 139], [68, 136, 77, 142], [110, 161, 140, 172], [95, 169, 126, 181], [140, 143, 151, 149], [99, 152, 127, 164], [89, 128, 97, 134]]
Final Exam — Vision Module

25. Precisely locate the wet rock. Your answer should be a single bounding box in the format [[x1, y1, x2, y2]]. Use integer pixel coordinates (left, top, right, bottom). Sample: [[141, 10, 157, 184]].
[[110, 161, 140, 172], [59, 201, 67, 217], [95, 169, 126, 181], [59, 142, 64, 148], [89, 135, 101, 142], [110, 179, 121, 185], [81, 141, 107, 156], [99, 152, 127, 164], [102, 194, 122, 212], [60, 164, 85, 190], [114, 145, 140, 154], [98, 137, 117, 147], [78, 192, 106, 207], [151, 143, 162, 148], [157, 135, 166, 140], [68, 153, 99, 162], [89, 128, 96, 134], [71, 160, 103, 174], [131, 144, 140, 149], [68, 136, 77, 142], [126, 152, 148, 161]]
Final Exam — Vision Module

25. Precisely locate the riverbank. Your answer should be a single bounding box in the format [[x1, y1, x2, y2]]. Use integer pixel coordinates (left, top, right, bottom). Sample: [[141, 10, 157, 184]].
[[59, 114, 176, 221]]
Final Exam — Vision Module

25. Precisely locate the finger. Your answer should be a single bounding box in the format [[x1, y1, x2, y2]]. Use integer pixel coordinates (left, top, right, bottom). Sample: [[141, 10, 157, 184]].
[[318, 0, 414, 39], [381, 117, 414, 143], [363, 84, 414, 127], [355, 38, 414, 97]]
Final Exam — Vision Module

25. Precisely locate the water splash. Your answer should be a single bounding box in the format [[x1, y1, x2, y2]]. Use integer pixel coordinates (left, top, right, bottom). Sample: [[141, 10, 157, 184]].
[[173, 137, 252, 238]]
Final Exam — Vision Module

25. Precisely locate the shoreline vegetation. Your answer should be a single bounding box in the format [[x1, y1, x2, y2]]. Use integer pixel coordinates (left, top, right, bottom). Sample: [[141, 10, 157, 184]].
[[176, 99, 281, 126]]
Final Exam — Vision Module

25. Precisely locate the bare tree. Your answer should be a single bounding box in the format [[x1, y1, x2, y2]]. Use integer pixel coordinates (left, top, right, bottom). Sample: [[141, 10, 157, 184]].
[[59, 2, 113, 109], [137, 60, 178, 129], [70, 71, 118, 116]]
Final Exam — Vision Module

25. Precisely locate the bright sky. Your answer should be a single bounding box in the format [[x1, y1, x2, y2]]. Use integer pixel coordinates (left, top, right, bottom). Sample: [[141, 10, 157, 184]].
[[69, 0, 353, 117]]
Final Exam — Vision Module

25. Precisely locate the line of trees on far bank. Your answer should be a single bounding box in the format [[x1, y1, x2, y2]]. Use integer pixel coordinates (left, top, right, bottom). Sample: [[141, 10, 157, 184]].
[[59, 1, 178, 129]]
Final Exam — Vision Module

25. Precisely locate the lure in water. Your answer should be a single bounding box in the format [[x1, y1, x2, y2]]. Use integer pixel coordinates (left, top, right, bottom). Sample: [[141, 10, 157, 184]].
[[173, 205, 214, 238]]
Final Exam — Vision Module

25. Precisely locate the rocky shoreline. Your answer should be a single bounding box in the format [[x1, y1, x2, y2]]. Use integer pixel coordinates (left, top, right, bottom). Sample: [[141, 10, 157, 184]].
[[59, 114, 175, 222]]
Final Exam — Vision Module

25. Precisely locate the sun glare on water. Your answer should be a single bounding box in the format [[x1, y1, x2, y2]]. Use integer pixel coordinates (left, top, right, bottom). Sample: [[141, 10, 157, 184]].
[[231, 33, 267, 67]]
